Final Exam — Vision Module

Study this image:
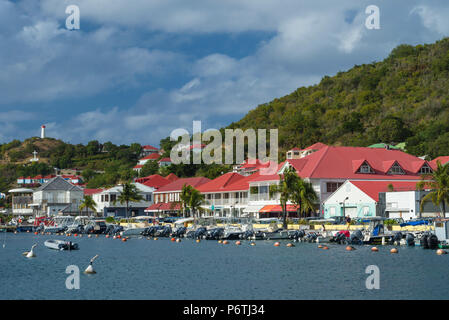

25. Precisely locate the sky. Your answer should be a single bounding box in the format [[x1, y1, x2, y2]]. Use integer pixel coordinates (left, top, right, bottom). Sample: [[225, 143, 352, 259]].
[[1, 0, 449, 147]]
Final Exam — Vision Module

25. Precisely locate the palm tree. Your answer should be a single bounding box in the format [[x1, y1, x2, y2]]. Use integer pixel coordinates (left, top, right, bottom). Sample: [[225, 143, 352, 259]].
[[115, 182, 144, 218], [79, 195, 97, 217], [291, 178, 318, 218], [189, 188, 205, 221], [417, 161, 449, 217], [180, 184, 193, 217], [269, 166, 298, 229]]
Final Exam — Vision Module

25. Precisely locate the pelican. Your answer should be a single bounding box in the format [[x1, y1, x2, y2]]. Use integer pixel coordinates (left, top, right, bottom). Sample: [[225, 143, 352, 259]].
[[23, 244, 37, 258], [84, 255, 99, 274]]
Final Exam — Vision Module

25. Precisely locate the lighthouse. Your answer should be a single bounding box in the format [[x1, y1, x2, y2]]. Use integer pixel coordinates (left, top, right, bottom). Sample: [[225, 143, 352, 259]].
[[41, 125, 46, 139]]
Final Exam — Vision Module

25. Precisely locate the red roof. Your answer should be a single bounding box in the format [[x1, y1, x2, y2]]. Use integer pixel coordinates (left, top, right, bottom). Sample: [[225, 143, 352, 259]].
[[165, 173, 178, 182], [140, 153, 161, 161], [430, 156, 449, 168], [135, 174, 171, 189], [303, 142, 327, 151], [349, 180, 419, 202], [158, 157, 171, 163], [154, 177, 210, 193], [197, 172, 246, 193], [133, 165, 144, 169], [289, 147, 301, 151], [142, 145, 158, 151], [84, 189, 103, 196], [285, 146, 429, 180]]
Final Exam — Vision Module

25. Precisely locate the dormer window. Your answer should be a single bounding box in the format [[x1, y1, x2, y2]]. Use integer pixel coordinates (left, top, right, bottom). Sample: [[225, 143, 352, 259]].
[[357, 161, 374, 174], [388, 162, 405, 175], [419, 163, 433, 174]]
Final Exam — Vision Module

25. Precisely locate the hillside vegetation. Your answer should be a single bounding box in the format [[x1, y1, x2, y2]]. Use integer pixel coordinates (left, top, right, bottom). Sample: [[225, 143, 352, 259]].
[[228, 37, 449, 159]]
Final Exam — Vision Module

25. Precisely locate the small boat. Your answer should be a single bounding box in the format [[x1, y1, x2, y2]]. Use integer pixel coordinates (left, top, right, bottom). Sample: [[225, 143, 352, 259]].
[[44, 239, 79, 251]]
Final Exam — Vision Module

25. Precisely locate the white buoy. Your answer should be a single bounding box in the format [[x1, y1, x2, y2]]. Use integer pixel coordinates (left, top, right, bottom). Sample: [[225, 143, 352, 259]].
[[24, 244, 37, 258], [84, 255, 99, 274]]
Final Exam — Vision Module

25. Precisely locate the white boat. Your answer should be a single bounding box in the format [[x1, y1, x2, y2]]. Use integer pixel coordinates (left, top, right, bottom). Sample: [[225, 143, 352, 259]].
[[44, 239, 79, 250], [44, 216, 75, 233]]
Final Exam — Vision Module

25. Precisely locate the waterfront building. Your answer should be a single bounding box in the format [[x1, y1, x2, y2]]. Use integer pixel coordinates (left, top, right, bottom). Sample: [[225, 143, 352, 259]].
[[8, 188, 34, 216], [249, 144, 435, 216], [32, 176, 84, 216], [147, 177, 210, 216], [323, 180, 419, 219], [92, 183, 155, 217]]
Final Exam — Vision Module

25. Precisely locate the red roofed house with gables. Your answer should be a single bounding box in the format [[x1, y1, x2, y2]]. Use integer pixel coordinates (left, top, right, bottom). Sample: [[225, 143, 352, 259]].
[[146, 177, 210, 216], [249, 144, 434, 217]]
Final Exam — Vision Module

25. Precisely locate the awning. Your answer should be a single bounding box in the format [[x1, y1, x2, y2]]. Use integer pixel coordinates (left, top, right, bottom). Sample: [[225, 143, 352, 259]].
[[243, 205, 265, 213], [259, 204, 299, 213], [145, 202, 181, 212]]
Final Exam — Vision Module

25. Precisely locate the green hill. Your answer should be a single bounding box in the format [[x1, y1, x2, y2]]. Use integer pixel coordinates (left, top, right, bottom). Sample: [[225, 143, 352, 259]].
[[228, 37, 449, 159]]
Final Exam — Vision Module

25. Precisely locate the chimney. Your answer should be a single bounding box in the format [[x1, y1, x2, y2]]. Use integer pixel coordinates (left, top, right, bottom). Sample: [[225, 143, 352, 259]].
[[41, 125, 46, 139]]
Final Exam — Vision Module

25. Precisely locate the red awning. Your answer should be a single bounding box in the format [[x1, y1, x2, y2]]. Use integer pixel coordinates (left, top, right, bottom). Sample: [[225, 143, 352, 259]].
[[259, 204, 299, 213]]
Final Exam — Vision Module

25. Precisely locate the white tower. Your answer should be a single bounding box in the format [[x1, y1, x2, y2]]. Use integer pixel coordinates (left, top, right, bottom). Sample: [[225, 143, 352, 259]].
[[41, 125, 46, 139]]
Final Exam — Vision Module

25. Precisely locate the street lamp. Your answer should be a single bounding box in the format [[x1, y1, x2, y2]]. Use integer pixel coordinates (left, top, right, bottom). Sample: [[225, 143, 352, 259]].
[[340, 196, 349, 218]]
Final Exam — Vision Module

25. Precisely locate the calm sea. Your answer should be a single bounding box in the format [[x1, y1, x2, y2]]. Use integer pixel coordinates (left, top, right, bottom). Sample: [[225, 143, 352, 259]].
[[0, 233, 447, 300]]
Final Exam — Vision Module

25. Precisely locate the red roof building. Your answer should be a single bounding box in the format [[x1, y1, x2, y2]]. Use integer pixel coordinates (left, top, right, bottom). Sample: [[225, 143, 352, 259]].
[[134, 174, 171, 190], [430, 156, 449, 168], [153, 177, 211, 208], [165, 173, 178, 182]]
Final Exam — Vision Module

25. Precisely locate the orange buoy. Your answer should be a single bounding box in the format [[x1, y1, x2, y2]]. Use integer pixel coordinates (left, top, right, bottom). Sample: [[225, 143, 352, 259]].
[[218, 240, 223, 244], [117, 235, 121, 239], [346, 246, 355, 251], [95, 234, 99, 238], [176, 239, 181, 243], [223, 240, 229, 245], [196, 239, 200, 243], [286, 243, 294, 247], [236, 241, 241, 245], [154, 237, 158, 240], [390, 248, 398, 254], [322, 246, 329, 250], [318, 244, 323, 248], [34, 232, 38, 235], [105, 235, 110, 238], [274, 242, 280, 247], [371, 247, 379, 252], [74, 233, 77, 237], [171, 238, 175, 242], [250, 242, 256, 246], [436, 249, 447, 255], [122, 238, 127, 242]]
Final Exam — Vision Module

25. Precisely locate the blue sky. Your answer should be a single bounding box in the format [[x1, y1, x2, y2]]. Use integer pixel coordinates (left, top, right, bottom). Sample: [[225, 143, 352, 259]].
[[1, 0, 449, 147]]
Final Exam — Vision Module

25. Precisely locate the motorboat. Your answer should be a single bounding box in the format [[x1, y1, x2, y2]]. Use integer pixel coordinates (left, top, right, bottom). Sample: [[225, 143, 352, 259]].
[[44, 239, 79, 250], [44, 216, 75, 233]]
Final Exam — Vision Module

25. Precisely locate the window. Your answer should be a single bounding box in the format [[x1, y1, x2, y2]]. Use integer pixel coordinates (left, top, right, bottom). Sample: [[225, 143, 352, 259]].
[[110, 194, 116, 202], [388, 163, 405, 175], [358, 162, 374, 173], [419, 163, 432, 174], [326, 182, 343, 193], [362, 206, 370, 216]]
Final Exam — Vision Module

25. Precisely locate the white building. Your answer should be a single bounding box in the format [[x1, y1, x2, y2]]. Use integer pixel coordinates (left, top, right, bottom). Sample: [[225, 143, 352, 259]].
[[32, 176, 83, 216], [8, 188, 34, 216], [384, 190, 442, 220], [92, 183, 155, 217]]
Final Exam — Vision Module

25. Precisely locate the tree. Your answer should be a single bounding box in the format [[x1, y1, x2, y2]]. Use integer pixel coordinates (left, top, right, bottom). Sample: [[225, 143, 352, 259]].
[[189, 187, 205, 221], [291, 178, 318, 218], [115, 183, 144, 218], [179, 184, 193, 217], [79, 196, 97, 217], [269, 166, 298, 229], [140, 160, 159, 177], [417, 161, 449, 217]]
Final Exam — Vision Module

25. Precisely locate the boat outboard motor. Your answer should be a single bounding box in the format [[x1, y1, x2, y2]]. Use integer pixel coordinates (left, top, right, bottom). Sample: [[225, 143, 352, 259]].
[[427, 234, 439, 249], [350, 230, 363, 245], [194, 227, 207, 239], [172, 226, 187, 238], [306, 232, 317, 243], [420, 233, 429, 249], [240, 230, 254, 240], [390, 232, 403, 245], [406, 233, 415, 246]]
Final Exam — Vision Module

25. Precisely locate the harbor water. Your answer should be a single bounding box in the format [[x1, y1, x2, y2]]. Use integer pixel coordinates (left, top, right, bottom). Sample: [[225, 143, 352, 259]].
[[1, 233, 448, 300]]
